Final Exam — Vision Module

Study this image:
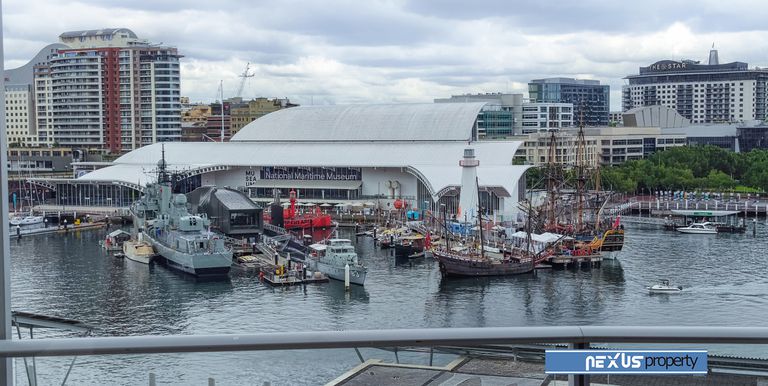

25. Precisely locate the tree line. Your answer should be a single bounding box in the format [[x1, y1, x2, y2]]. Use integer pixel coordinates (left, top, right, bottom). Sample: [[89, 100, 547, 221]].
[[527, 146, 768, 194]]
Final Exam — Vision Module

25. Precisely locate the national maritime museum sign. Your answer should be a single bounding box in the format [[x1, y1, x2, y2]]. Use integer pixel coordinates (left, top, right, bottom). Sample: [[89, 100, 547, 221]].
[[245, 167, 362, 186]]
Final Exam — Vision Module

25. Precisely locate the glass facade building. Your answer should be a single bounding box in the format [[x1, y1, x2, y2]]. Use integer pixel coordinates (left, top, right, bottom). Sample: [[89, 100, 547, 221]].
[[528, 78, 609, 127]]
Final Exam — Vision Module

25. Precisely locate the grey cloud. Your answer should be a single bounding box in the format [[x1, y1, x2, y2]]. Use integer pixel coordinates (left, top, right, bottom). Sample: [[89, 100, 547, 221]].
[[4, 0, 767, 111], [256, 1, 451, 46], [403, 0, 768, 34]]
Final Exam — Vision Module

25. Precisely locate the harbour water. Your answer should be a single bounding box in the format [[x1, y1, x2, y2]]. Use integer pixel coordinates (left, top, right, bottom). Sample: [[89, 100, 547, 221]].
[[10, 223, 768, 385]]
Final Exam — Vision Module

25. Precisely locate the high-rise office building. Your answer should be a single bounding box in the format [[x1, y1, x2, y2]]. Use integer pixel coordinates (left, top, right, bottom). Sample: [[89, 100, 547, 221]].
[[31, 28, 182, 153], [622, 49, 768, 124], [528, 78, 610, 127]]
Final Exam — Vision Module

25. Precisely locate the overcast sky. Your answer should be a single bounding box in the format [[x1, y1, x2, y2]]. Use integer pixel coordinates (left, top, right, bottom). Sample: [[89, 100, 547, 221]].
[[4, 0, 768, 110]]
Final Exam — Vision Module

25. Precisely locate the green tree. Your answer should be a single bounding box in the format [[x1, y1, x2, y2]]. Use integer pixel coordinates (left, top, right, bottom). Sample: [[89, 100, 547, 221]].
[[703, 169, 736, 190]]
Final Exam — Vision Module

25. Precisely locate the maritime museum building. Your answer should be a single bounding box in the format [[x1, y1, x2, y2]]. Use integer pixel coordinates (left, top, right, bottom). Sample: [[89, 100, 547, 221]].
[[34, 103, 531, 220]]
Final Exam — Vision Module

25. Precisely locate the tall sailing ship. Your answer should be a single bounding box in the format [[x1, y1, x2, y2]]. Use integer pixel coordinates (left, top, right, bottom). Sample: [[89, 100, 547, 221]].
[[433, 149, 542, 277], [540, 121, 625, 259], [131, 146, 232, 277]]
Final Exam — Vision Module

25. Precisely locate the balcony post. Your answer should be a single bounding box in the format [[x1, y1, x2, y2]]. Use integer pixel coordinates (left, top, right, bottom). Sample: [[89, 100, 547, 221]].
[[568, 342, 589, 386], [0, 2, 13, 383]]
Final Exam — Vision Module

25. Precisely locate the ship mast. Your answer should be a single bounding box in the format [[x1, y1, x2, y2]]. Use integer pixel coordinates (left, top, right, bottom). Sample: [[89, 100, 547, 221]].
[[442, 202, 450, 252], [545, 130, 559, 229], [593, 163, 602, 231], [158, 143, 170, 185], [476, 176, 485, 260], [575, 107, 587, 232], [526, 192, 534, 271]]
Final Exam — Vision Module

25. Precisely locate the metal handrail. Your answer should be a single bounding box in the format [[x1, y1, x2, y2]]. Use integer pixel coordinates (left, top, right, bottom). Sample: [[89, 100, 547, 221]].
[[2, 326, 768, 358]]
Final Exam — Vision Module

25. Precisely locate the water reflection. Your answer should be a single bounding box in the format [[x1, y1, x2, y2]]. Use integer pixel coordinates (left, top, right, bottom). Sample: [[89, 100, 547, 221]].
[[322, 281, 370, 303], [10, 223, 768, 384]]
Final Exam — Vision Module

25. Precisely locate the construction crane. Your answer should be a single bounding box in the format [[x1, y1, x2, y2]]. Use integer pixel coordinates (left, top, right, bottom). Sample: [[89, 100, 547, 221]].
[[235, 62, 255, 98]]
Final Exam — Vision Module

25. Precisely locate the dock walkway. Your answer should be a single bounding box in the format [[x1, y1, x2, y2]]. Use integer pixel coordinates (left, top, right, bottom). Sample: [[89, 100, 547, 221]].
[[10, 222, 107, 238]]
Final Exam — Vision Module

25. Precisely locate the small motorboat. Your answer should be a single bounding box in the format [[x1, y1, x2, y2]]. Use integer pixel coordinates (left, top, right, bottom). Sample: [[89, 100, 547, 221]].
[[676, 222, 717, 234], [648, 279, 683, 293], [122, 239, 156, 264]]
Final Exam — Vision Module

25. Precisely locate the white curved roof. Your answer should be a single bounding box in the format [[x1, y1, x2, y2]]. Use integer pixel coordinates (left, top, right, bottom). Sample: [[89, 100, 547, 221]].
[[74, 141, 527, 199], [230, 102, 487, 142], [109, 141, 520, 167]]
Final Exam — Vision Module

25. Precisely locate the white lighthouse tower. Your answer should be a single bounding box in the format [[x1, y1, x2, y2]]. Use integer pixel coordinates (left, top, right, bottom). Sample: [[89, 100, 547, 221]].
[[458, 148, 480, 224]]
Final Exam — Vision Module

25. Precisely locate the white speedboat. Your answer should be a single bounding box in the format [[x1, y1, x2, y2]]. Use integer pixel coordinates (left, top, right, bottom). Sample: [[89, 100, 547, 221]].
[[676, 222, 717, 234], [10, 215, 43, 226], [648, 279, 683, 293]]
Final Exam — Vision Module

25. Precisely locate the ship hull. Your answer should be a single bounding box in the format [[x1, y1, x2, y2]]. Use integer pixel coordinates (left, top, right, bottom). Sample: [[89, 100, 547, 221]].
[[434, 251, 533, 277], [394, 244, 422, 258], [575, 230, 624, 259], [265, 214, 333, 229], [313, 260, 366, 285], [145, 233, 232, 277], [284, 216, 333, 229]]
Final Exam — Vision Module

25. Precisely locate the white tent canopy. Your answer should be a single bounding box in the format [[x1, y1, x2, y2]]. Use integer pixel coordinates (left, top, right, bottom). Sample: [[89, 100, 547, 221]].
[[508, 231, 570, 253]]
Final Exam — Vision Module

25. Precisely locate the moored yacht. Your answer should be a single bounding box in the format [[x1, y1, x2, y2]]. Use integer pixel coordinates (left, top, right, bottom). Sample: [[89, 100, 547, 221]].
[[676, 222, 717, 234], [9, 215, 44, 227], [307, 239, 366, 285]]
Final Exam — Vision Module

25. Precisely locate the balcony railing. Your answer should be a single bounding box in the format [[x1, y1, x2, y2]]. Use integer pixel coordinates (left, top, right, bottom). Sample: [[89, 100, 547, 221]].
[[1, 326, 768, 385]]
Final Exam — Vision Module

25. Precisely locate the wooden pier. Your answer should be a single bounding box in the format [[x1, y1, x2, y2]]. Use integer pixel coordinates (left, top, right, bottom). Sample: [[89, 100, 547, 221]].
[[546, 253, 603, 268], [10, 221, 107, 239]]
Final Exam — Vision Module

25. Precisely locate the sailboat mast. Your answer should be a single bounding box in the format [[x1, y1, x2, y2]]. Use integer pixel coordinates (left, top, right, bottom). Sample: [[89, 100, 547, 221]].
[[17, 154, 23, 213], [476, 176, 485, 259], [27, 161, 35, 213]]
